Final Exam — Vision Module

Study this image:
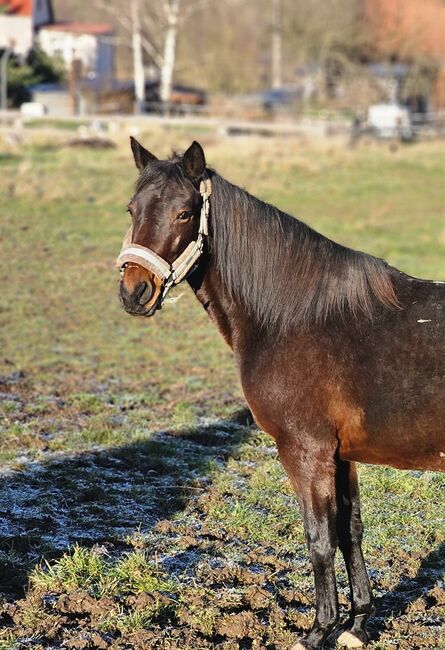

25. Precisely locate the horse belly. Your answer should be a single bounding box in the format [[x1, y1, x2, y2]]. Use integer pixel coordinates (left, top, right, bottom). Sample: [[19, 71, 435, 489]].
[[337, 398, 445, 472], [340, 441, 445, 471]]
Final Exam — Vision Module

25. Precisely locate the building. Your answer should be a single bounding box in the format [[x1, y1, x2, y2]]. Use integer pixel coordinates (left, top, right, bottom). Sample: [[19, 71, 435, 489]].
[[0, 0, 115, 86], [0, 0, 52, 56], [38, 22, 114, 84]]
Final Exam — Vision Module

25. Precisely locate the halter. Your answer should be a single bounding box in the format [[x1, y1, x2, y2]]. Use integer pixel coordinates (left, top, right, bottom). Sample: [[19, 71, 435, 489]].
[[116, 174, 212, 306]]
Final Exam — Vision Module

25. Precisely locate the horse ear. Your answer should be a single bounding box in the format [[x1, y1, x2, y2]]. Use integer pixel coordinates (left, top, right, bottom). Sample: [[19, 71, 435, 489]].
[[182, 140, 206, 182], [130, 136, 157, 170]]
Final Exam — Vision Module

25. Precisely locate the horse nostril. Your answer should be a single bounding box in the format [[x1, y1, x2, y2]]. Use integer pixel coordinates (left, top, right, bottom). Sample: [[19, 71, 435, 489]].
[[136, 281, 154, 305]]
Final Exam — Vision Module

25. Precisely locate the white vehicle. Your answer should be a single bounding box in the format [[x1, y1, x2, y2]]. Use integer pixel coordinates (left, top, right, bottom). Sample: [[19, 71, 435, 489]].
[[367, 103, 413, 140]]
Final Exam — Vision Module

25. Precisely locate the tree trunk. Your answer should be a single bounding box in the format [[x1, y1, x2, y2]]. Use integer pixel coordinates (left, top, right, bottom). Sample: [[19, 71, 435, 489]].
[[132, 0, 145, 113], [271, 0, 282, 89], [160, 0, 180, 107]]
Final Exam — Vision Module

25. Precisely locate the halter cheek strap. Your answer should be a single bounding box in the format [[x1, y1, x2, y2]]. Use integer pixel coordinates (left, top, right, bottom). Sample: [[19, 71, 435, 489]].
[[116, 174, 212, 304]]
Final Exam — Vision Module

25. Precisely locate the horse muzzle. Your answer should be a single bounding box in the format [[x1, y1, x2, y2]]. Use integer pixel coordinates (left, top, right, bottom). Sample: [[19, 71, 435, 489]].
[[119, 265, 163, 317]]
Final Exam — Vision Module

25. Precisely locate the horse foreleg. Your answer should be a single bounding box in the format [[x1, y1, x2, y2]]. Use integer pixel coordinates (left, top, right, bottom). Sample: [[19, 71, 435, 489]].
[[278, 436, 340, 650], [336, 460, 373, 648]]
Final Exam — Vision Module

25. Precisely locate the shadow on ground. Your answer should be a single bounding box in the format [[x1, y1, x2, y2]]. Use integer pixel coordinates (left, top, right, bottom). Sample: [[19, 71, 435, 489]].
[[368, 541, 445, 644], [0, 408, 254, 597]]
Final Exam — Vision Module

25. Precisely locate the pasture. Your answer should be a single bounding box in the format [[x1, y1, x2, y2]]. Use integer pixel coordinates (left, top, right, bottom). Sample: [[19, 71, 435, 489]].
[[0, 131, 444, 649]]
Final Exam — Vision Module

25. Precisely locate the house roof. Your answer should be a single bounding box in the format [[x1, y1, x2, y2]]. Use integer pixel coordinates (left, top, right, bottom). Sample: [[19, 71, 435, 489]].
[[0, 0, 32, 15], [40, 21, 113, 36]]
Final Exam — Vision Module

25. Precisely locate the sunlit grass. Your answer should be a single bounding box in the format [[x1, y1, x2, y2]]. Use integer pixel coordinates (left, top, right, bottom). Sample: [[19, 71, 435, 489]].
[[30, 545, 177, 598]]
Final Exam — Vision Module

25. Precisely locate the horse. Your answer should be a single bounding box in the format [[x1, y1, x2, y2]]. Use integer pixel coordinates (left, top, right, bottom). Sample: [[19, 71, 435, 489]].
[[117, 138, 445, 649]]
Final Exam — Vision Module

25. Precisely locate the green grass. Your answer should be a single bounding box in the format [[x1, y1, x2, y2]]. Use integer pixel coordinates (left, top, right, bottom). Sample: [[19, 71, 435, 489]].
[[23, 117, 91, 131], [30, 545, 177, 598], [0, 133, 444, 648]]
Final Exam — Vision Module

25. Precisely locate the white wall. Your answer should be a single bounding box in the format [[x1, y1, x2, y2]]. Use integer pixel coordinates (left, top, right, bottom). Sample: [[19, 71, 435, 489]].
[[0, 16, 33, 56], [38, 29, 114, 82], [38, 30, 97, 73]]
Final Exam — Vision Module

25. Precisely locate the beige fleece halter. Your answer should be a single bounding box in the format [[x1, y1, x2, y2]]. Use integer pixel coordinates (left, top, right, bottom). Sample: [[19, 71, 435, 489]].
[[116, 175, 212, 304]]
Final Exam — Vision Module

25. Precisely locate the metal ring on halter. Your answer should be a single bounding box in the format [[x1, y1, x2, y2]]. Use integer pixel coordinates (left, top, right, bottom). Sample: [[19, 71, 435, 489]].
[[116, 174, 212, 306]]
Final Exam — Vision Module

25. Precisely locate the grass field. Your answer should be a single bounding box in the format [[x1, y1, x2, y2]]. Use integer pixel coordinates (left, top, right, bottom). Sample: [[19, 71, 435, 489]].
[[0, 131, 444, 650]]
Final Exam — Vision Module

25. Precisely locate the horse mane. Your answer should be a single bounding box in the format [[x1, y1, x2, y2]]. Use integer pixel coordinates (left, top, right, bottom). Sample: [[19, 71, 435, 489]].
[[135, 154, 399, 336], [209, 172, 399, 335]]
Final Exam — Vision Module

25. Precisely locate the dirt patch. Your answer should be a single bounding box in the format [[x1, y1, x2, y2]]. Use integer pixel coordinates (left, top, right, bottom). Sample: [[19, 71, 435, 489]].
[[216, 610, 263, 637], [56, 591, 116, 616]]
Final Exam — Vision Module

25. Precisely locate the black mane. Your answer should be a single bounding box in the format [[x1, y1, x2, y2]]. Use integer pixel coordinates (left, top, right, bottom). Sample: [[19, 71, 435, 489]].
[[209, 173, 399, 335]]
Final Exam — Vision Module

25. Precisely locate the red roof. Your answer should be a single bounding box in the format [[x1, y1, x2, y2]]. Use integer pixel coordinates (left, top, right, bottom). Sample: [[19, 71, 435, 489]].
[[41, 21, 113, 35], [0, 0, 32, 15]]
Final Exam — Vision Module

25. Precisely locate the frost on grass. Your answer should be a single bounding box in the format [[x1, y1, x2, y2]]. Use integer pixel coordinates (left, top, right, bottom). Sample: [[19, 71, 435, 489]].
[[0, 417, 250, 554], [0, 413, 318, 649]]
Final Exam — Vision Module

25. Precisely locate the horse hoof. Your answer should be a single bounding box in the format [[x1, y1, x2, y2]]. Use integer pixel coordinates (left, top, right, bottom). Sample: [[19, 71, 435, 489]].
[[337, 630, 365, 648]]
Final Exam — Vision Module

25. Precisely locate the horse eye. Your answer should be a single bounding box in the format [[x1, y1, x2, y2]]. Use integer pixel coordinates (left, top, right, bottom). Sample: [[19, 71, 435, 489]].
[[177, 211, 192, 222]]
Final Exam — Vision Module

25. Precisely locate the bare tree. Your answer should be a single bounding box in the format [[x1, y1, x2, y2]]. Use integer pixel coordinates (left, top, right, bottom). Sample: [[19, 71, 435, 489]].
[[94, 0, 176, 110], [95, 0, 235, 110], [131, 0, 145, 112], [160, 0, 181, 104], [88, 0, 370, 105], [271, 0, 282, 88]]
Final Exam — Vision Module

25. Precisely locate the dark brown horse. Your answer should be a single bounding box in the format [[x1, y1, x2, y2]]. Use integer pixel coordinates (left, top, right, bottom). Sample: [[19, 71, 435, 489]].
[[118, 138, 445, 649]]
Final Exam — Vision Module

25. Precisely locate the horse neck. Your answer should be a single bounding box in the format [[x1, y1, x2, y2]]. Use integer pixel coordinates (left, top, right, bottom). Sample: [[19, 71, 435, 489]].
[[187, 255, 255, 352], [192, 172, 398, 339]]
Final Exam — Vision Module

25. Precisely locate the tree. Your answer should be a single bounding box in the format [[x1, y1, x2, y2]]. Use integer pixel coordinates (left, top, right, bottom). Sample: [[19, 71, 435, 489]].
[[362, 0, 445, 107], [271, 0, 283, 88], [160, 0, 181, 104], [94, 0, 198, 111], [93, 0, 259, 109], [1, 48, 64, 108], [131, 0, 145, 112]]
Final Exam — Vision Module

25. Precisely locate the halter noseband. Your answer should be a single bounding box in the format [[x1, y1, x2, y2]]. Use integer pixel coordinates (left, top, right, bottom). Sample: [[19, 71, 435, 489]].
[[116, 174, 212, 306]]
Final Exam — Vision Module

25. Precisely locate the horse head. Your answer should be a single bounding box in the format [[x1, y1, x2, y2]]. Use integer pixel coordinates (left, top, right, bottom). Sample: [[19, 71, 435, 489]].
[[118, 138, 208, 316]]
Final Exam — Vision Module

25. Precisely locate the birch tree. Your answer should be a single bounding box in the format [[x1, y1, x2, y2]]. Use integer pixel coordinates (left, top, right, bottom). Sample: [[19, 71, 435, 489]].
[[131, 0, 145, 112], [95, 0, 220, 111], [271, 0, 282, 89], [160, 0, 181, 104]]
